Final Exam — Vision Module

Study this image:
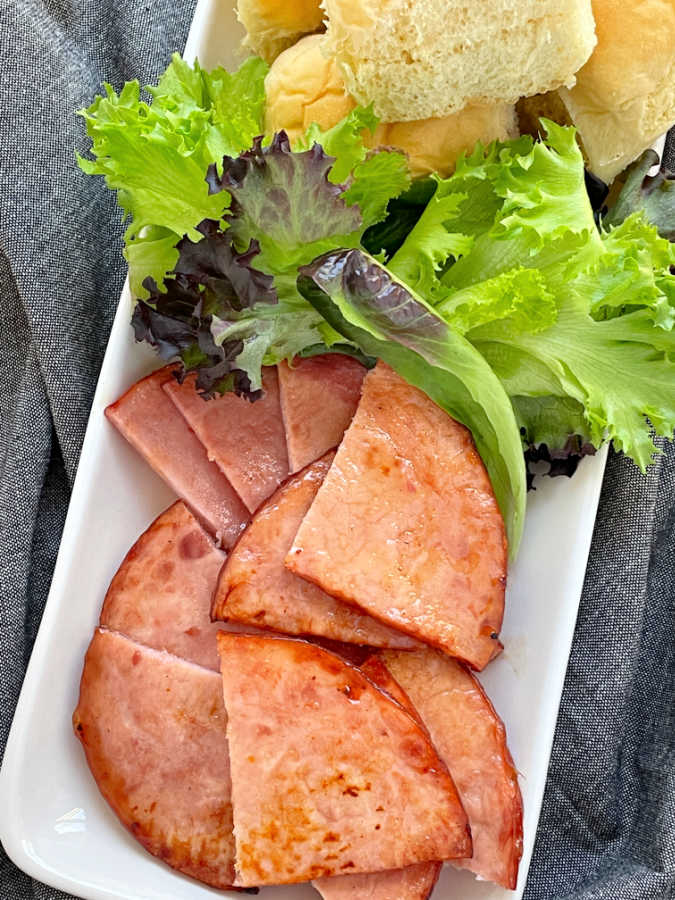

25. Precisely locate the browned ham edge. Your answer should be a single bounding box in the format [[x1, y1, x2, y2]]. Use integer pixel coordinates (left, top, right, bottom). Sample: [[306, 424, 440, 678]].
[[217, 633, 471, 887], [287, 361, 507, 670], [381, 648, 524, 890], [73, 629, 238, 890], [312, 657, 443, 900], [164, 367, 289, 513], [313, 861, 442, 900], [213, 454, 421, 649], [100, 501, 227, 671], [105, 367, 249, 548], [278, 354, 366, 473]]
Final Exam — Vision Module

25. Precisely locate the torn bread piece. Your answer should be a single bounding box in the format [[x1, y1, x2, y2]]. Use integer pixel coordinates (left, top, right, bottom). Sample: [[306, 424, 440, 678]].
[[217, 633, 471, 886], [322, 0, 596, 122], [73, 629, 236, 889], [214, 453, 419, 648], [382, 648, 523, 889], [287, 361, 507, 670], [164, 367, 289, 514], [100, 501, 226, 671], [105, 367, 249, 547], [277, 353, 366, 473]]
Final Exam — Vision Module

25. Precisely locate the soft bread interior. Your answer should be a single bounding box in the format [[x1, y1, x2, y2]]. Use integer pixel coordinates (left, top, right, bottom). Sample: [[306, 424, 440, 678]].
[[321, 0, 597, 122]]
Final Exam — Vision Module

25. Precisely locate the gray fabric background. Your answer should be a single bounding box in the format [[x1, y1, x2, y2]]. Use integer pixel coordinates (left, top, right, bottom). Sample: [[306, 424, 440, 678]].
[[0, 1, 673, 898]]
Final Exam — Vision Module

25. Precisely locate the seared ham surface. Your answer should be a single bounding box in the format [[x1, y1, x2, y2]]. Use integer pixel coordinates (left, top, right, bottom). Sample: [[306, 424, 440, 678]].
[[287, 361, 507, 670], [313, 861, 442, 900], [214, 454, 420, 648], [80, 356, 520, 896], [382, 648, 523, 889], [73, 629, 236, 889], [313, 655, 442, 900], [217, 633, 471, 887], [101, 501, 226, 671]]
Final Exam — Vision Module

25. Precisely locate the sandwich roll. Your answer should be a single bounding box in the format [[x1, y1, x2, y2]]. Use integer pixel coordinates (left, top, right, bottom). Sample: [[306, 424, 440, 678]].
[[264, 35, 356, 138], [321, 0, 597, 122], [557, 0, 675, 182], [377, 108, 519, 179], [236, 0, 324, 63], [265, 35, 519, 179]]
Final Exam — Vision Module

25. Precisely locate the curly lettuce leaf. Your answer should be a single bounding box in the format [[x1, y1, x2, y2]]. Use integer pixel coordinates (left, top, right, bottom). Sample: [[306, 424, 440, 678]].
[[580, 214, 675, 328], [383, 121, 675, 470], [150, 54, 267, 150], [344, 149, 412, 230], [199, 131, 410, 384], [296, 105, 411, 227], [79, 53, 410, 302], [207, 133, 364, 272], [134, 128, 408, 395], [124, 226, 182, 298], [131, 220, 280, 397], [390, 121, 600, 302], [511, 395, 596, 487], [297, 248, 527, 554], [513, 395, 592, 449], [388, 183, 475, 298], [435, 267, 558, 336], [472, 248, 675, 471], [77, 54, 268, 293]]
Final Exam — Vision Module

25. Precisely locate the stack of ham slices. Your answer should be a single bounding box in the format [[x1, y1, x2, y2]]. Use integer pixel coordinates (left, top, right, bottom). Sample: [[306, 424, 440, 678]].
[[73, 354, 523, 898]]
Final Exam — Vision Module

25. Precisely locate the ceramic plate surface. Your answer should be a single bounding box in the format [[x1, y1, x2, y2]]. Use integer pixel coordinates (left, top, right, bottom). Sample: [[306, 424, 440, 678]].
[[1, 3, 623, 898]]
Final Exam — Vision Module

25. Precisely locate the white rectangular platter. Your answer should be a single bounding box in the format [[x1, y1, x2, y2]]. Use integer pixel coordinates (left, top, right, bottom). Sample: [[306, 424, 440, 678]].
[[0, 2, 612, 898]]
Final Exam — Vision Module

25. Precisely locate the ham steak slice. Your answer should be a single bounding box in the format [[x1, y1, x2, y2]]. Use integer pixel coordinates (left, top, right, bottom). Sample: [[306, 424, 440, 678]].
[[213, 454, 419, 649], [100, 501, 226, 671], [313, 655, 441, 900], [217, 633, 471, 887], [287, 361, 507, 670], [381, 648, 523, 889], [357, 656, 424, 723], [164, 368, 289, 513], [313, 862, 441, 900], [105, 367, 248, 548], [278, 354, 366, 473], [73, 628, 236, 889]]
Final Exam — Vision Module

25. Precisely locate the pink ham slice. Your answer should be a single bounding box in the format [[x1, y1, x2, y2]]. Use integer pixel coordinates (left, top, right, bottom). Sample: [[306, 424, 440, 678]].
[[105, 367, 248, 548], [381, 648, 524, 889], [216, 633, 471, 887], [313, 656, 441, 900], [278, 354, 366, 473], [164, 368, 289, 513], [213, 453, 420, 649], [73, 628, 236, 889], [313, 863, 441, 900], [100, 501, 227, 672], [287, 361, 507, 670]]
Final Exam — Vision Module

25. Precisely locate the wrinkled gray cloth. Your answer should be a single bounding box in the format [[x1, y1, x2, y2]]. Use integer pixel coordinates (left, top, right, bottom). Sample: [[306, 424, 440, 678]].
[[0, 2, 673, 898]]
